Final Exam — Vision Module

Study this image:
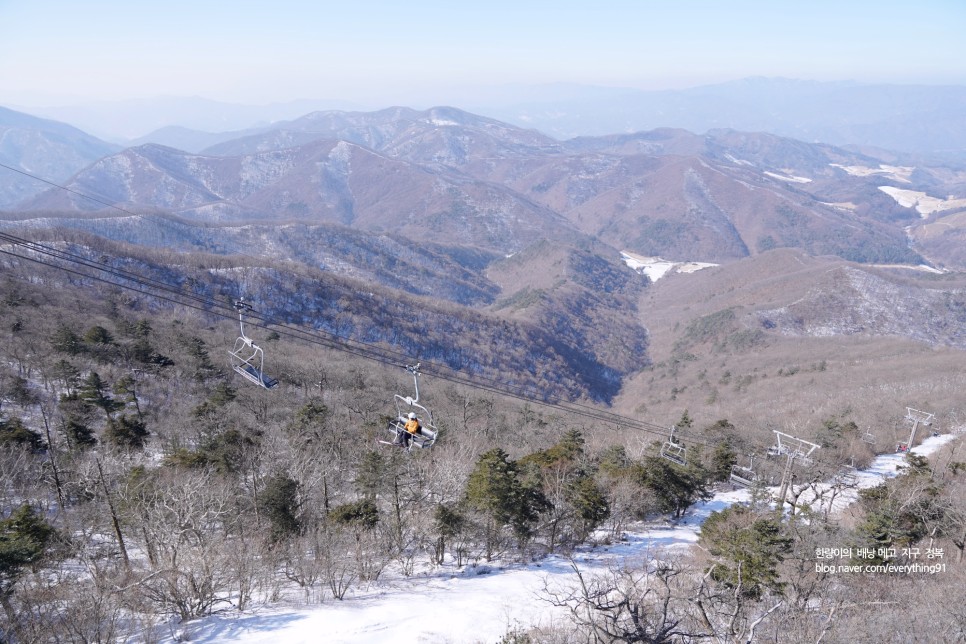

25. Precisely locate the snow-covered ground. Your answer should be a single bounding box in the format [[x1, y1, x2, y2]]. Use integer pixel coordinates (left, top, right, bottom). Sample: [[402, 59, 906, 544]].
[[830, 163, 915, 183], [763, 170, 812, 183], [165, 431, 959, 644], [619, 251, 717, 282], [867, 262, 946, 275], [878, 186, 966, 218]]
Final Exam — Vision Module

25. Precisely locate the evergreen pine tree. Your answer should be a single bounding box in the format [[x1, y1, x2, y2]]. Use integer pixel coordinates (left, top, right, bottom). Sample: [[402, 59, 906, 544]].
[[0, 504, 57, 620], [105, 415, 149, 450], [0, 417, 45, 451], [79, 372, 122, 422], [566, 474, 610, 541], [465, 449, 545, 558], [700, 504, 791, 599], [63, 417, 97, 450], [259, 475, 302, 542]]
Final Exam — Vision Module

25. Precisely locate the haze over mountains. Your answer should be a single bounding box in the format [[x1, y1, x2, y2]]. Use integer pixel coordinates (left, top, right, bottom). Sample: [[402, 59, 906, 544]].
[[488, 78, 966, 158], [2, 77, 965, 411], [14, 78, 966, 161], [0, 106, 120, 206]]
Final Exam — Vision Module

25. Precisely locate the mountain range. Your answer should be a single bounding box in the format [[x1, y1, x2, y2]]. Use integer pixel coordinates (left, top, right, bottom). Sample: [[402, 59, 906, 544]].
[[15, 78, 966, 161], [5, 81, 966, 644], [0, 106, 119, 206], [485, 78, 966, 159], [7, 104, 965, 267], [1, 95, 965, 412]]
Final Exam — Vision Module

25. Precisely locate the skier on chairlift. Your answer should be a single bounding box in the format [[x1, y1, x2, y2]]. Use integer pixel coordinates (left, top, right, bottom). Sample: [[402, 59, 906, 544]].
[[394, 411, 424, 449]]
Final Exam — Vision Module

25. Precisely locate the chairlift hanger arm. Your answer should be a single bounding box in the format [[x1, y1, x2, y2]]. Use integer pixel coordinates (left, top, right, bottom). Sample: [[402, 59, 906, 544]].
[[234, 299, 259, 340], [403, 363, 422, 405]]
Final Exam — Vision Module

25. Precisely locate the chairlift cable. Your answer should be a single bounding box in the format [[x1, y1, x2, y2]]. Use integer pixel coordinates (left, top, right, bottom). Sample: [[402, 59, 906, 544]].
[[0, 233, 710, 446], [0, 234, 897, 472], [0, 164, 691, 443], [0, 165, 902, 467], [0, 161, 138, 214]]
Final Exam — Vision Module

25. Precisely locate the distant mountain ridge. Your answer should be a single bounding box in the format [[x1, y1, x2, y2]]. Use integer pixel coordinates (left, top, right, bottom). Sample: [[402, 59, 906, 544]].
[[0, 106, 119, 206], [11, 104, 964, 269], [15, 78, 966, 159], [484, 78, 966, 159]]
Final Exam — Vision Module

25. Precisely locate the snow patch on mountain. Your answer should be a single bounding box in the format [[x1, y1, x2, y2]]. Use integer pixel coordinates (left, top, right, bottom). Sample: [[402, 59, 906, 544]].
[[878, 186, 966, 218], [764, 170, 811, 183], [821, 201, 857, 212], [620, 251, 717, 282], [831, 163, 914, 183], [724, 153, 755, 166]]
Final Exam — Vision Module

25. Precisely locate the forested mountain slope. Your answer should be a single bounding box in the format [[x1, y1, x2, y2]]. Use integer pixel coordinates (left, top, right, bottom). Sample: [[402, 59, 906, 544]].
[[0, 106, 119, 207], [1, 108, 964, 644], [1, 239, 965, 643], [615, 249, 966, 455], [0, 230, 648, 403]]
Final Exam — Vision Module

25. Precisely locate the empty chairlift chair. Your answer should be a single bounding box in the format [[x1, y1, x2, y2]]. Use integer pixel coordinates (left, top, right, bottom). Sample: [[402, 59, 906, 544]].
[[766, 443, 788, 458], [660, 425, 687, 466], [729, 456, 758, 489], [228, 300, 279, 389], [838, 457, 859, 486]]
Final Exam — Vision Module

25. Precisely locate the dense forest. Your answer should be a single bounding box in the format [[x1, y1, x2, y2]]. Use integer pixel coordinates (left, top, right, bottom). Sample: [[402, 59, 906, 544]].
[[1, 237, 965, 643]]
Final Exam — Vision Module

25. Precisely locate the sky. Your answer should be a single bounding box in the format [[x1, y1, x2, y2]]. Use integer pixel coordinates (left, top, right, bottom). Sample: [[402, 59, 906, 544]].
[[2, 0, 966, 109]]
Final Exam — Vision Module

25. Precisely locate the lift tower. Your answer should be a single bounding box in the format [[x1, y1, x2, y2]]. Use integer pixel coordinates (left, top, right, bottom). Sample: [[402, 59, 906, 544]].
[[769, 430, 820, 516], [902, 407, 934, 452]]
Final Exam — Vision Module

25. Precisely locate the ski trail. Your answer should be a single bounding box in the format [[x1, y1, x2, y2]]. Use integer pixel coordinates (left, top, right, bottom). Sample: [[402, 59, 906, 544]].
[[168, 431, 960, 644]]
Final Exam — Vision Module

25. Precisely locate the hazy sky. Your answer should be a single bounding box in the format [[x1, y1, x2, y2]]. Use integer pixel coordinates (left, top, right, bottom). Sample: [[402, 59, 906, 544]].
[[2, 0, 965, 107]]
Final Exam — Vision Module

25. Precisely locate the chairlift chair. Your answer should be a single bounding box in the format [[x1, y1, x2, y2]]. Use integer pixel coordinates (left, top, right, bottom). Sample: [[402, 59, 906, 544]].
[[797, 453, 815, 468], [384, 364, 438, 450], [660, 425, 687, 466], [861, 429, 876, 445], [228, 300, 279, 389], [838, 457, 858, 486], [729, 456, 758, 489]]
